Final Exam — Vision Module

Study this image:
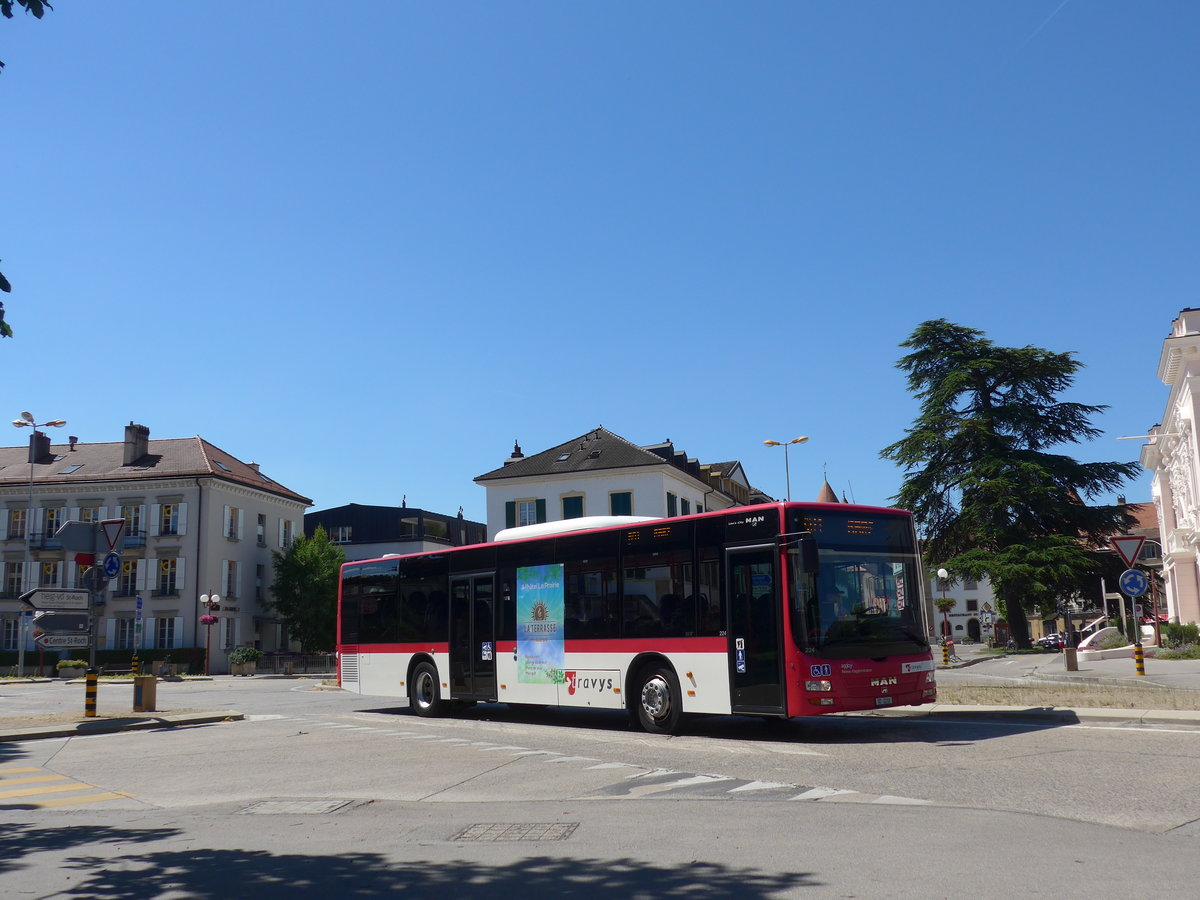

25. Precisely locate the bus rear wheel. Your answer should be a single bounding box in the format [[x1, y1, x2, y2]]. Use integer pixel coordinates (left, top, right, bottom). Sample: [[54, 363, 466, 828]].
[[410, 661, 444, 717], [635, 666, 684, 734]]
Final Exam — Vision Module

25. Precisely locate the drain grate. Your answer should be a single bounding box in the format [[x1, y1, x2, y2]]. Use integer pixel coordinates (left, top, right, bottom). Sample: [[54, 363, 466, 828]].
[[451, 822, 579, 842], [240, 799, 353, 815]]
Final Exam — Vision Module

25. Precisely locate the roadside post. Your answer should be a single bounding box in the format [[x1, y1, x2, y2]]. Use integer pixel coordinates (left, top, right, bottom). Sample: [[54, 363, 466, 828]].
[[84, 667, 98, 717], [1112, 535, 1148, 677]]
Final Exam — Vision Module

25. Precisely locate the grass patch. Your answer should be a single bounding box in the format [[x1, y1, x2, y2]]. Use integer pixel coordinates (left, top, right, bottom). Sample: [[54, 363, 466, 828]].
[[937, 681, 1200, 710]]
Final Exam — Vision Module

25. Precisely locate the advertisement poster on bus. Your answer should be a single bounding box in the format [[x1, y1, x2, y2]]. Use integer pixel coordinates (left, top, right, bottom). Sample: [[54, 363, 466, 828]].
[[517, 564, 564, 683]]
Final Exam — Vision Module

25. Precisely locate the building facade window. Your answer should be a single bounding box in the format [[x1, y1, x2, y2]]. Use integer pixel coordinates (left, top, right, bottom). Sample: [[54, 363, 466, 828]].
[[79, 506, 98, 524], [7, 508, 26, 540], [562, 496, 584, 520], [610, 492, 633, 516], [666, 492, 678, 517], [40, 561, 61, 587], [116, 618, 136, 650], [224, 560, 239, 598], [681, 499, 691, 516], [966, 599, 979, 612], [256, 563, 264, 602], [158, 558, 178, 596], [226, 506, 241, 540], [2, 617, 17, 650], [257, 514, 267, 546], [121, 504, 143, 541], [518, 500, 537, 527], [4, 561, 23, 597], [117, 559, 139, 597], [160, 503, 179, 536], [156, 617, 176, 649], [44, 506, 63, 541], [331, 525, 352, 543], [964, 580, 978, 591], [281, 519, 293, 547]]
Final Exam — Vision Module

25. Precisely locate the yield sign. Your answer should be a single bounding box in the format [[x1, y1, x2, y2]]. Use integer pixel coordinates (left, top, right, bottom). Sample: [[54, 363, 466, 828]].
[[100, 518, 125, 551], [1111, 535, 1146, 568]]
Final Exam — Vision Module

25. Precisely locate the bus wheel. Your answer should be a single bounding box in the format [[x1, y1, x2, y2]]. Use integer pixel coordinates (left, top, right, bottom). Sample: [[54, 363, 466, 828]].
[[635, 666, 684, 734], [410, 662, 444, 717]]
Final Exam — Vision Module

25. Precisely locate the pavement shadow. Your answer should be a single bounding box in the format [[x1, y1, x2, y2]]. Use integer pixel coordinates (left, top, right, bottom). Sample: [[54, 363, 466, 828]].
[[355, 702, 1072, 744], [0, 824, 179, 874], [22, 846, 816, 898]]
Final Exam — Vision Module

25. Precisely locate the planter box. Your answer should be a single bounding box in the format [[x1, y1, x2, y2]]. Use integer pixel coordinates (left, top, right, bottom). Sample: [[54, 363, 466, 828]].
[[231, 662, 257, 676], [58, 667, 86, 679]]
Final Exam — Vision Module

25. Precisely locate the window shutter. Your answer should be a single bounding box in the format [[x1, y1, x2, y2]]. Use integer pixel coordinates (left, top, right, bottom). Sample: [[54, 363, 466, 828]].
[[278, 519, 285, 547], [238, 509, 245, 539], [535, 499, 547, 524], [235, 561, 242, 599], [144, 555, 154, 591], [135, 559, 146, 591], [65, 565, 76, 589], [97, 506, 107, 521], [105, 617, 116, 650], [224, 506, 232, 537], [145, 617, 156, 649], [150, 504, 160, 537], [176, 557, 186, 591], [505, 502, 516, 529], [177, 502, 188, 536], [171, 616, 183, 650], [68, 506, 79, 520]]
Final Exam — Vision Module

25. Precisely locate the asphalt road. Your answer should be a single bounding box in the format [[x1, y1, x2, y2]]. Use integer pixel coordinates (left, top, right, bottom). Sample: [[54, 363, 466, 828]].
[[3, 677, 1200, 898]]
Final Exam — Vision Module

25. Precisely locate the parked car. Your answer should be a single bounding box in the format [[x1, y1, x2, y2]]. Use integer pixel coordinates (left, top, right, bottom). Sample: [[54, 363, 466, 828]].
[[1036, 633, 1065, 650]]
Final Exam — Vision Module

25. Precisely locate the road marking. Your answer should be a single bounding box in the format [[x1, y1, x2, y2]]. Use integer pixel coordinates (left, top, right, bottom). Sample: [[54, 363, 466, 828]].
[[728, 780, 795, 793]]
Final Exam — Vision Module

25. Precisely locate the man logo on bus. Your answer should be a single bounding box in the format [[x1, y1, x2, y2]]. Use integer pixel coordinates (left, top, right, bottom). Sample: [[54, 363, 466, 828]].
[[564, 671, 615, 695]]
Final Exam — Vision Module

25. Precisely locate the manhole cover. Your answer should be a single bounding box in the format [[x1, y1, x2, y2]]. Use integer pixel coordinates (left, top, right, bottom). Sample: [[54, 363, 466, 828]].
[[240, 799, 352, 815], [451, 823, 579, 842]]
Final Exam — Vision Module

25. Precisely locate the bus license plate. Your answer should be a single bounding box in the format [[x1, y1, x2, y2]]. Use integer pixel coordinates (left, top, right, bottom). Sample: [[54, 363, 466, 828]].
[[875, 696, 893, 706]]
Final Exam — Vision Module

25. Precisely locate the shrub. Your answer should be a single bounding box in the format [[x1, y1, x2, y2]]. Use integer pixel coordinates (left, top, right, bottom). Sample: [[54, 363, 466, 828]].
[[1156, 644, 1200, 660], [228, 647, 264, 665], [1162, 623, 1200, 649], [55, 659, 89, 670]]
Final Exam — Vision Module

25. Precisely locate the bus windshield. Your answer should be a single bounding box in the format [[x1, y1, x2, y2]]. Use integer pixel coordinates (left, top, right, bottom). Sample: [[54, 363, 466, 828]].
[[785, 509, 929, 658]]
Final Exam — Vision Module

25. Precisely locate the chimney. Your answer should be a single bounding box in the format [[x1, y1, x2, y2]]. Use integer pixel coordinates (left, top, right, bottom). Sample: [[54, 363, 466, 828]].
[[28, 431, 52, 464], [248, 462, 260, 472], [123, 422, 150, 466], [503, 439, 525, 466]]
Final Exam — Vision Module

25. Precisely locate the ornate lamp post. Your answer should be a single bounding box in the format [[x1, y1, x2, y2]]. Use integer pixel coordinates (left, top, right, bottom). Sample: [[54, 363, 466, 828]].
[[200, 591, 221, 675], [936, 568, 953, 640], [762, 436, 809, 501], [11, 411, 66, 676]]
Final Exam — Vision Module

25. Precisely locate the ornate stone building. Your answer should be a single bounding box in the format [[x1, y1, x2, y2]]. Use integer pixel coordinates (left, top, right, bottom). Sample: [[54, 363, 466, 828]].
[[1142, 309, 1200, 625]]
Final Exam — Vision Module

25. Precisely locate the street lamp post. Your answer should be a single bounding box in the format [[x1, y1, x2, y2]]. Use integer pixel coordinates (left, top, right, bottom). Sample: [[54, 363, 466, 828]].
[[11, 411, 66, 676], [936, 567, 951, 640], [200, 591, 221, 676], [762, 436, 809, 501]]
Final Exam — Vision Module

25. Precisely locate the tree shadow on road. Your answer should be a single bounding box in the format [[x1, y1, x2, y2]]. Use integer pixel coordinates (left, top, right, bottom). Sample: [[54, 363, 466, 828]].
[[32, 846, 816, 898]]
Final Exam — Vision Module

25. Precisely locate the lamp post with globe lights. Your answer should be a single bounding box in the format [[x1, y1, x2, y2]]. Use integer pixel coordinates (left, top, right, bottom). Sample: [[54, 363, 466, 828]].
[[200, 591, 221, 676], [11, 411, 66, 676]]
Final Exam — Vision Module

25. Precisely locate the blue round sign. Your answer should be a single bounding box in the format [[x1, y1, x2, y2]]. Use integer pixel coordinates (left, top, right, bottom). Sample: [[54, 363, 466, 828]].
[[102, 551, 122, 579], [1118, 568, 1148, 597]]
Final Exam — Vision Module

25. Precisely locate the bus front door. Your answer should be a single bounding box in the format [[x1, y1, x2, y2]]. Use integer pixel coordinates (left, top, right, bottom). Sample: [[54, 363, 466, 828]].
[[449, 573, 497, 701], [726, 547, 786, 714]]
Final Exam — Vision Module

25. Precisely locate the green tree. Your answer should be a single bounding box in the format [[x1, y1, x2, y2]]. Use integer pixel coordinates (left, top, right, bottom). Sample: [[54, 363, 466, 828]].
[[882, 320, 1139, 648], [2, 1, 55, 339], [268, 526, 345, 652]]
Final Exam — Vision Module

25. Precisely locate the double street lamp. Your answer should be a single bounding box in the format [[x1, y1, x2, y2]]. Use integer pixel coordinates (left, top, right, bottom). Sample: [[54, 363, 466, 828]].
[[11, 412, 67, 676], [763, 436, 809, 502], [200, 591, 221, 676]]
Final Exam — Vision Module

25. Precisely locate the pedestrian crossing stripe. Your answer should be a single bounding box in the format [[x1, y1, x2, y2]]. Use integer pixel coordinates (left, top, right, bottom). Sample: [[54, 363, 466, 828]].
[[0, 764, 134, 808]]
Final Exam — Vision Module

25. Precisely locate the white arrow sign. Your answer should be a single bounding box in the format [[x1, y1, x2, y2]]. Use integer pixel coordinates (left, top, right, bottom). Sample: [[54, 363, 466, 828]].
[[34, 633, 90, 648]]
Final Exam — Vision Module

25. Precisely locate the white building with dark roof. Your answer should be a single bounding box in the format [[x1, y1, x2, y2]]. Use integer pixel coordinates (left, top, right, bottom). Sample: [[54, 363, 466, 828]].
[[474, 428, 748, 539], [1, 422, 310, 672]]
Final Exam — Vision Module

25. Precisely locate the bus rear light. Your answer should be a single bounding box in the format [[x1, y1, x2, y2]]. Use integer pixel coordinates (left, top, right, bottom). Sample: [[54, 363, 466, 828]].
[[805, 680, 832, 692], [500, 684, 507, 690], [809, 697, 836, 706], [925, 672, 936, 684], [923, 688, 937, 698], [687, 690, 696, 696]]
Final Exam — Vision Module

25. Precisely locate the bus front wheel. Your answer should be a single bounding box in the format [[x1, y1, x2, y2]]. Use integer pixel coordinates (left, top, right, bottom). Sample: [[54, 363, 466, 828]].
[[410, 662, 444, 717], [635, 666, 684, 734]]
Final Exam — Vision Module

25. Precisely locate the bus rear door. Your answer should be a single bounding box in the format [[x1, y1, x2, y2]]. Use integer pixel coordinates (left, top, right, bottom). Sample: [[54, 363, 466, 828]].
[[726, 546, 786, 715]]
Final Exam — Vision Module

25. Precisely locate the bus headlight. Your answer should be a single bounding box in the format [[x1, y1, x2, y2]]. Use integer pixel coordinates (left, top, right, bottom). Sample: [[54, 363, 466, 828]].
[[805, 680, 832, 692]]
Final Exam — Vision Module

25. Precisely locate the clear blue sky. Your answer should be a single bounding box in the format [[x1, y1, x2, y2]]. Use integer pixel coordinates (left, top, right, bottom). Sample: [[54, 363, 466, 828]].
[[3, 2, 1194, 519]]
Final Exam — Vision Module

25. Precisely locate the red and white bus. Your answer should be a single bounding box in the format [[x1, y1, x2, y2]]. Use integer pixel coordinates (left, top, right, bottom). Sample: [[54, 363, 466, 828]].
[[336, 502, 937, 733]]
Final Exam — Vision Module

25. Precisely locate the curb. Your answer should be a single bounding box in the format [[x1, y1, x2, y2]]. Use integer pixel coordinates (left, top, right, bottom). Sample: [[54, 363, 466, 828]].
[[0, 710, 244, 743], [860, 703, 1200, 728]]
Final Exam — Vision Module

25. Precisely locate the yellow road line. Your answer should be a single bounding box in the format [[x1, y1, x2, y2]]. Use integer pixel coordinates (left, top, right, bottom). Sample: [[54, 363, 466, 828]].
[[0, 767, 44, 774], [0, 782, 100, 799], [0, 775, 72, 787]]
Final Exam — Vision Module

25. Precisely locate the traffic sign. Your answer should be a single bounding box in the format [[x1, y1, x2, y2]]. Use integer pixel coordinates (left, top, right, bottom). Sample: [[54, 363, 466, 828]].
[[102, 551, 121, 579], [1111, 535, 1146, 568], [33, 611, 90, 633], [34, 632, 89, 649], [1119, 568, 1148, 597], [81, 567, 109, 593], [100, 519, 125, 551], [55, 521, 99, 553], [18, 588, 90, 610]]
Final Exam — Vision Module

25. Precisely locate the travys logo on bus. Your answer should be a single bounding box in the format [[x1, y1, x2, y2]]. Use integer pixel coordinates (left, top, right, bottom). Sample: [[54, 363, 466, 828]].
[[564, 670, 617, 695]]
